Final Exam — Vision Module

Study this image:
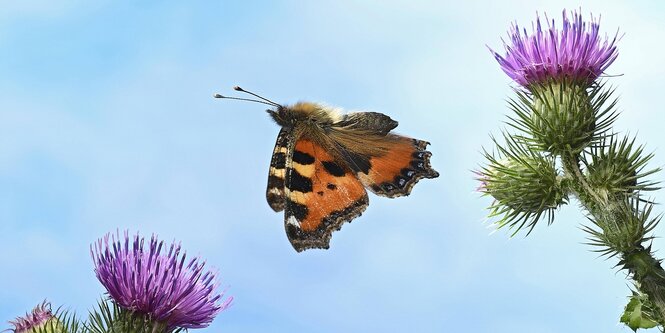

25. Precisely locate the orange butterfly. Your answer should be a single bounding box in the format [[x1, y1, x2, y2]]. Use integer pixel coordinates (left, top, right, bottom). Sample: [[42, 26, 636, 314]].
[[215, 87, 439, 252]]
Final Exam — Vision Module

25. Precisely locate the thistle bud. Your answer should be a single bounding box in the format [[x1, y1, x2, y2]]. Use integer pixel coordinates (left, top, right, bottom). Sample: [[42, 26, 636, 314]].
[[587, 156, 636, 201], [478, 153, 567, 232], [529, 82, 596, 154], [586, 137, 657, 198], [9, 302, 62, 333]]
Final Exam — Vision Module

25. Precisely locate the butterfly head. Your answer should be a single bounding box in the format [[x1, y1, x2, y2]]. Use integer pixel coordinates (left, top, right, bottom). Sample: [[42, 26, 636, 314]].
[[265, 105, 290, 127], [214, 86, 339, 129], [267, 102, 340, 128]]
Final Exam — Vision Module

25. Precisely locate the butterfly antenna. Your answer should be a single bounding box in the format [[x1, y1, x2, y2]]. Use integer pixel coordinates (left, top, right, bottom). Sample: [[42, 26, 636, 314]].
[[212, 93, 276, 107], [233, 86, 281, 107]]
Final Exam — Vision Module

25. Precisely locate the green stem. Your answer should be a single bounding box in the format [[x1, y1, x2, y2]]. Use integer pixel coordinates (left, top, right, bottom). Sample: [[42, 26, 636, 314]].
[[561, 151, 665, 326]]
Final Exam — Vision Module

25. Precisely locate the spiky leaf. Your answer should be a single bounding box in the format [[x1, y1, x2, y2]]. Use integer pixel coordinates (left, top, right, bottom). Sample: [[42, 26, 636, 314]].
[[621, 293, 659, 331]]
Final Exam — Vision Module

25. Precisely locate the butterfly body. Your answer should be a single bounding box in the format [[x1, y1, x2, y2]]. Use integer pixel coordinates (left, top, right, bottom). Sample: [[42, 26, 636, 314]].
[[263, 102, 439, 252]]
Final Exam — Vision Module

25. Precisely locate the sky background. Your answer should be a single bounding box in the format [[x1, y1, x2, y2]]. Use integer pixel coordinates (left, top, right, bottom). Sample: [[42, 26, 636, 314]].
[[2, 1, 665, 332]]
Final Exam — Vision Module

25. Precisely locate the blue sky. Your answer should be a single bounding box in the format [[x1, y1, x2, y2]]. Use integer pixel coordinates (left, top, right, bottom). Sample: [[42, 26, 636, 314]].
[[2, 1, 665, 332]]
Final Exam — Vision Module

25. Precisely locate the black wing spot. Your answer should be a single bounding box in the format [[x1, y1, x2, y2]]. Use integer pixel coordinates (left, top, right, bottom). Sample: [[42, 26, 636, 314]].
[[267, 175, 283, 188], [336, 148, 371, 175], [401, 168, 416, 178], [317, 191, 324, 196], [287, 170, 313, 193], [287, 200, 308, 221], [322, 161, 346, 177], [326, 183, 337, 190], [410, 160, 426, 171], [381, 183, 395, 191], [293, 150, 315, 165], [273, 152, 287, 169]]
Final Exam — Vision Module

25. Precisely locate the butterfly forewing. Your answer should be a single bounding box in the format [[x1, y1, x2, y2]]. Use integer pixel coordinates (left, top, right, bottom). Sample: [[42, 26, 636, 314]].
[[283, 138, 369, 252], [334, 112, 398, 135], [266, 128, 291, 212]]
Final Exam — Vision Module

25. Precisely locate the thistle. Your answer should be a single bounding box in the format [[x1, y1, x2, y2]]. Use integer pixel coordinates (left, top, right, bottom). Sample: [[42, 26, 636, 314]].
[[481, 10, 665, 330], [9, 302, 59, 333], [90, 231, 233, 332], [491, 10, 619, 155], [7, 302, 79, 333]]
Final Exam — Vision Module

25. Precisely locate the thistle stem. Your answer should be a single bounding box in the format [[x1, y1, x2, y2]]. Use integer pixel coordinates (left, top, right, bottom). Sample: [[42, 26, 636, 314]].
[[561, 152, 607, 207], [561, 151, 665, 325]]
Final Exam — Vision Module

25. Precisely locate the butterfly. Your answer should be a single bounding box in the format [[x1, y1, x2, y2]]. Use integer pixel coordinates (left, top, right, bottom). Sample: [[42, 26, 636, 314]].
[[215, 86, 439, 252]]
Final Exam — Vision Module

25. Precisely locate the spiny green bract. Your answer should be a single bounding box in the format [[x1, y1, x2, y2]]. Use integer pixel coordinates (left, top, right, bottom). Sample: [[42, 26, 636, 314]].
[[585, 135, 660, 198], [531, 82, 596, 154], [87, 299, 186, 333], [480, 135, 567, 234], [9, 301, 186, 333], [583, 199, 660, 257], [19, 320, 65, 333], [506, 80, 618, 156], [18, 312, 79, 333]]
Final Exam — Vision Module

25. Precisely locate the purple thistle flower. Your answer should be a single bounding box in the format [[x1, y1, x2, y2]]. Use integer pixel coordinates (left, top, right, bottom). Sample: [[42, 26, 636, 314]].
[[8, 302, 55, 333], [91, 231, 232, 330], [490, 10, 619, 87]]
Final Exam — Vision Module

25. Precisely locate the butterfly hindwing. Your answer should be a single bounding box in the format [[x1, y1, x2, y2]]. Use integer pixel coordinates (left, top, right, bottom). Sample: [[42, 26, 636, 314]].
[[355, 135, 439, 198], [266, 128, 291, 212], [328, 112, 439, 198], [284, 137, 369, 252]]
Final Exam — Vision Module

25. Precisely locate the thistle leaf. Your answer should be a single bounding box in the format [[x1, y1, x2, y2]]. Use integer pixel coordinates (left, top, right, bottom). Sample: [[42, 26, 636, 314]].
[[621, 293, 659, 331]]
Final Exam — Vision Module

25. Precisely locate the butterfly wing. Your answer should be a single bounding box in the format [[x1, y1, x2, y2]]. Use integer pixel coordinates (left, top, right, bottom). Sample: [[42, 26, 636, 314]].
[[330, 112, 439, 198], [283, 137, 369, 252], [266, 128, 291, 212], [355, 135, 438, 197]]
